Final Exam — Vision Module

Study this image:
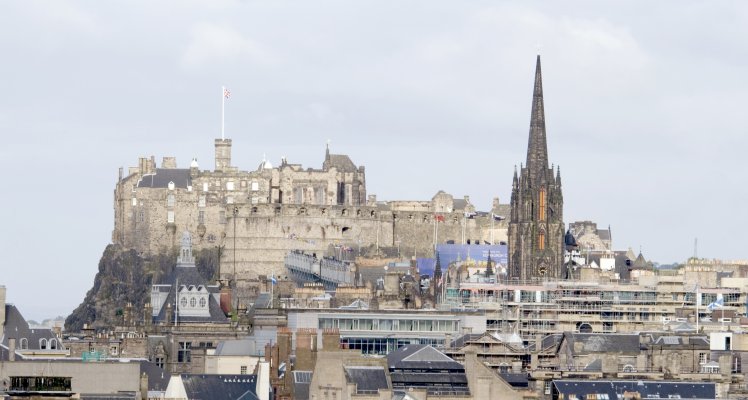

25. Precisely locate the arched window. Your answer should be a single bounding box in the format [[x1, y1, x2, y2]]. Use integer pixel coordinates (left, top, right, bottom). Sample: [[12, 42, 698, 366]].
[[40, 338, 48, 350], [538, 188, 546, 221], [49, 338, 58, 350], [180, 297, 188, 308], [538, 230, 546, 250], [190, 297, 197, 307], [19, 338, 28, 349], [199, 297, 207, 308]]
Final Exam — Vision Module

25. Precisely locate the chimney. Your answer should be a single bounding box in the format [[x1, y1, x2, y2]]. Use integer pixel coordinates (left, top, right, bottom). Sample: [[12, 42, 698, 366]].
[[8, 338, 16, 361], [220, 287, 232, 315], [322, 328, 341, 350], [139, 372, 148, 400], [256, 361, 270, 400], [295, 328, 316, 370], [277, 327, 292, 366]]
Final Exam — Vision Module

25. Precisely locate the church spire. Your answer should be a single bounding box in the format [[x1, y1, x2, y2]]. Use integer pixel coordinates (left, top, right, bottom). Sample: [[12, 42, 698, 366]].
[[526, 55, 548, 175]]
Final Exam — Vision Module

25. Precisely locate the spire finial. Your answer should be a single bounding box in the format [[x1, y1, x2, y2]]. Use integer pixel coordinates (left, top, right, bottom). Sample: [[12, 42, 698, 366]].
[[526, 55, 549, 175]]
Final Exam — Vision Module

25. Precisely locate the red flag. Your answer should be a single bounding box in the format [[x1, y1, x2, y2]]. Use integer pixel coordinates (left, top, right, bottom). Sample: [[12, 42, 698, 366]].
[[435, 214, 445, 222]]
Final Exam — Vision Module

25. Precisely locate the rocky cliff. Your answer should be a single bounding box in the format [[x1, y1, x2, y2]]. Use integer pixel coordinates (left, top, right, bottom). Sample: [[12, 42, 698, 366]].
[[65, 244, 219, 332]]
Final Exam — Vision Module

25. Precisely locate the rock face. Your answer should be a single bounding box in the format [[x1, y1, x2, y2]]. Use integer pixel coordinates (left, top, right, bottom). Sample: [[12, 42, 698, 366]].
[[65, 244, 219, 332]]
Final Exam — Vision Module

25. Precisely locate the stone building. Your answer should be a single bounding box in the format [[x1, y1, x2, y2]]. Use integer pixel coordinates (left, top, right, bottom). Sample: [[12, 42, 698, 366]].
[[508, 55, 564, 281], [113, 139, 510, 282]]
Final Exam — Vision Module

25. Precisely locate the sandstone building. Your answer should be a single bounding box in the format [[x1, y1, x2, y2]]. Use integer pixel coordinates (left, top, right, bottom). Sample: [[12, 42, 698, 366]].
[[508, 55, 565, 281], [113, 143, 510, 282]]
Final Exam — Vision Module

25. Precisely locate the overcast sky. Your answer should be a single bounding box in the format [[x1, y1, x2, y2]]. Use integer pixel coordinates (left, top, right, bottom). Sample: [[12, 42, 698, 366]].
[[1, 1, 747, 320]]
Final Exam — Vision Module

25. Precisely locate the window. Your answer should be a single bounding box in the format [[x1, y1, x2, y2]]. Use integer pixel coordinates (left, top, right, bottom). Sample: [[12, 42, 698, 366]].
[[131, 198, 137, 206], [227, 181, 235, 191], [699, 352, 708, 364], [40, 338, 48, 349], [156, 356, 164, 369], [180, 296, 188, 308], [226, 196, 234, 204], [167, 211, 175, 223], [251, 181, 259, 191], [167, 194, 175, 207], [538, 188, 545, 221], [203, 182, 209, 191], [19, 338, 28, 349], [199, 297, 207, 308], [178, 342, 192, 363], [49, 339, 57, 350], [198, 211, 205, 224], [190, 297, 197, 307], [139, 210, 145, 222], [240, 366, 248, 374], [199, 195, 206, 207], [538, 230, 546, 250]]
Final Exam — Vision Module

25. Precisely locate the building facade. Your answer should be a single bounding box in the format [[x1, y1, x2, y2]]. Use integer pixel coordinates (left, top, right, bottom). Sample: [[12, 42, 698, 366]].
[[508, 56, 565, 281]]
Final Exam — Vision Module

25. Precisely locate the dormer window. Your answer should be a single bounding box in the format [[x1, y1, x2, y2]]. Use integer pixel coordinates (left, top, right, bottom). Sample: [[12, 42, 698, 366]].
[[168, 181, 175, 191], [199, 298, 207, 308]]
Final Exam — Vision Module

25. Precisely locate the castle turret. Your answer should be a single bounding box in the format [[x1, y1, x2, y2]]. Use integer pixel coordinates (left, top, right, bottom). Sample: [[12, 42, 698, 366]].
[[215, 138, 232, 171]]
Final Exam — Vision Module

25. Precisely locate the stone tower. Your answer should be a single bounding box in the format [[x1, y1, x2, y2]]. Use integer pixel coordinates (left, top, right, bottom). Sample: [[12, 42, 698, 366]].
[[508, 56, 564, 281]]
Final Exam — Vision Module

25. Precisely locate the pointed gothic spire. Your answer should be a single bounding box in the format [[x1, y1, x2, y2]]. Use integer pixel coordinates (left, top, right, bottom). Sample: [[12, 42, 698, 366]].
[[526, 55, 549, 175], [556, 165, 562, 186], [434, 252, 442, 280], [512, 166, 519, 189]]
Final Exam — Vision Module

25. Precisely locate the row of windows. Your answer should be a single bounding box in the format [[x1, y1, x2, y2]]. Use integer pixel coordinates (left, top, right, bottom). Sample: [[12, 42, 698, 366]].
[[15, 338, 59, 350], [340, 337, 444, 355], [319, 318, 458, 332], [179, 296, 207, 308]]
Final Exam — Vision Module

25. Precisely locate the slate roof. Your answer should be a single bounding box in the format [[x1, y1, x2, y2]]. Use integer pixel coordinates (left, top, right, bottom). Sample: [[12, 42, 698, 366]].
[[387, 345, 469, 395], [387, 345, 464, 371], [139, 360, 171, 391], [650, 334, 709, 347], [180, 374, 259, 400], [553, 380, 716, 400], [325, 154, 358, 172], [528, 333, 563, 352], [564, 333, 640, 355], [448, 333, 483, 348], [345, 366, 389, 393], [137, 168, 191, 188], [2, 304, 59, 350], [498, 372, 530, 388], [153, 266, 227, 324], [80, 394, 137, 400], [292, 371, 312, 400]]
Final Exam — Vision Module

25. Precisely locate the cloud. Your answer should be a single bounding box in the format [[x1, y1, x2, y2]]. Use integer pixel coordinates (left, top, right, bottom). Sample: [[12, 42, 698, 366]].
[[181, 22, 278, 70]]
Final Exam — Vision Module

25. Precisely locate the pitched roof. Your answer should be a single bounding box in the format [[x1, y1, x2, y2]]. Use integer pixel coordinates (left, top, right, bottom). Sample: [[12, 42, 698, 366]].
[[325, 154, 358, 172], [137, 168, 191, 189], [2, 304, 59, 350], [344, 366, 389, 393], [180, 374, 258, 400], [292, 371, 312, 400], [553, 380, 716, 400], [564, 333, 640, 355], [387, 345, 464, 371]]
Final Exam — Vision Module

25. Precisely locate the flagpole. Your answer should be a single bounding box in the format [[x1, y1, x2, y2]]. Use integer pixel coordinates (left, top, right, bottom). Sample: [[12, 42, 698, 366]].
[[221, 86, 226, 140]]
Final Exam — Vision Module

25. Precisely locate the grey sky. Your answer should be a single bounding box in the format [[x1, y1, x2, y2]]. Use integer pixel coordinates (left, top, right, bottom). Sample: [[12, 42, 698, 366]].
[[1, 1, 746, 320]]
